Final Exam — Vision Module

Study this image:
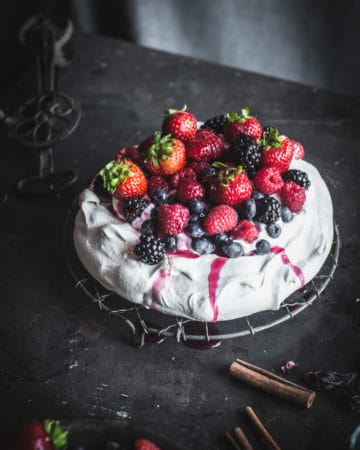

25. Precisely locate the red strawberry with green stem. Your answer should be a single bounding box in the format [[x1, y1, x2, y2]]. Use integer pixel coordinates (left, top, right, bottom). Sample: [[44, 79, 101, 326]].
[[17, 419, 68, 450], [162, 105, 197, 141], [144, 132, 186, 176], [208, 162, 252, 206], [223, 107, 262, 142], [100, 158, 148, 199], [260, 127, 294, 173]]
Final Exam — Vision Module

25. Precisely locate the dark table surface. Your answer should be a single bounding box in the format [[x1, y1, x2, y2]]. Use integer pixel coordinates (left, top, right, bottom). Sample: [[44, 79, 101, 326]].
[[1, 34, 360, 450]]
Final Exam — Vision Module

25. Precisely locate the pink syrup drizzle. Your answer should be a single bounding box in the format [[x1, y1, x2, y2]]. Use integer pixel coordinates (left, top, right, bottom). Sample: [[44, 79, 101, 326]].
[[151, 258, 173, 310], [271, 246, 305, 288], [208, 257, 227, 323]]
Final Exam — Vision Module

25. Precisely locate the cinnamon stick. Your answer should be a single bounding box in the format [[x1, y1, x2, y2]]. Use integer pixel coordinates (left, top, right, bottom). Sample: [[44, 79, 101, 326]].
[[245, 406, 281, 450], [232, 427, 253, 450], [229, 359, 315, 408]]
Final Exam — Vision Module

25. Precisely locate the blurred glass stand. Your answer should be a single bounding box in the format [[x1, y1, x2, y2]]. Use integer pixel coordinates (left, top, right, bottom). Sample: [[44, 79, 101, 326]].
[[0, 14, 81, 198]]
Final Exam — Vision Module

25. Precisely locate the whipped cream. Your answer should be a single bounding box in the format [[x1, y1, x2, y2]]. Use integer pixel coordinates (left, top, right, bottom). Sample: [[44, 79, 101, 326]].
[[73, 159, 334, 322]]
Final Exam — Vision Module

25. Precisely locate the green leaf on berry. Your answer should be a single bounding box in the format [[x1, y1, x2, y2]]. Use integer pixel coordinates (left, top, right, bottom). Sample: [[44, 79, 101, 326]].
[[259, 126, 284, 150], [163, 104, 187, 117], [226, 106, 251, 123], [99, 160, 135, 193], [43, 420, 68, 450], [146, 132, 174, 168]]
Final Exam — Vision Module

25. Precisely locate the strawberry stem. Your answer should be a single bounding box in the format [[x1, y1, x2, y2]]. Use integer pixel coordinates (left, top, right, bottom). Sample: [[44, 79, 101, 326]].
[[163, 105, 187, 117], [259, 127, 284, 150], [213, 162, 244, 187], [226, 106, 251, 123], [146, 132, 174, 168], [99, 159, 135, 193], [43, 420, 68, 450]]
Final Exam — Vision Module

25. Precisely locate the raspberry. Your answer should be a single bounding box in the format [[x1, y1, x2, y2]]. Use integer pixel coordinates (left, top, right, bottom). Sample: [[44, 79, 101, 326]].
[[176, 178, 205, 204], [147, 175, 169, 195], [254, 166, 284, 194], [280, 182, 306, 212], [203, 205, 238, 235], [168, 167, 196, 188], [231, 220, 258, 242], [157, 203, 190, 235], [116, 146, 140, 161], [186, 160, 210, 175]]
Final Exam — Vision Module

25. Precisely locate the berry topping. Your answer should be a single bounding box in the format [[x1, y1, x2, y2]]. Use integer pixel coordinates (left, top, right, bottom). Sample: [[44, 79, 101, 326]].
[[168, 167, 196, 188], [252, 189, 265, 200], [150, 188, 168, 206], [134, 438, 160, 450], [162, 105, 197, 141], [134, 234, 165, 265], [157, 203, 190, 235], [100, 159, 148, 199], [141, 219, 156, 234], [214, 232, 231, 247], [122, 197, 149, 222], [222, 241, 244, 258], [280, 205, 294, 223], [292, 140, 305, 159], [255, 196, 281, 224], [176, 178, 205, 204], [147, 175, 169, 195], [203, 205, 238, 235], [186, 160, 211, 175], [282, 169, 311, 190], [191, 236, 215, 254], [253, 166, 284, 194], [260, 127, 294, 173], [201, 114, 227, 133], [226, 133, 261, 178], [255, 239, 271, 255], [185, 222, 206, 238], [144, 132, 186, 175], [238, 198, 256, 220], [223, 107, 262, 142], [186, 129, 226, 161], [266, 222, 282, 238], [280, 182, 306, 213], [231, 220, 258, 243], [208, 162, 252, 206], [189, 213, 200, 223], [164, 234, 178, 252]]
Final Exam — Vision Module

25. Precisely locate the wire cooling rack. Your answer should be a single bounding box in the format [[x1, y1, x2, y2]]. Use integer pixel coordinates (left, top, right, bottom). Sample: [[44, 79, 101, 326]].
[[63, 202, 340, 347]]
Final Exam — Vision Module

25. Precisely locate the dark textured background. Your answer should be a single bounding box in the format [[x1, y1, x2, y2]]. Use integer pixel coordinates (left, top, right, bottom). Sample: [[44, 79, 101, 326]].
[[1, 33, 359, 449]]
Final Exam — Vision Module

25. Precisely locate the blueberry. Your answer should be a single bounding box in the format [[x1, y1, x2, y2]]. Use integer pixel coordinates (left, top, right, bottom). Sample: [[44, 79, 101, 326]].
[[141, 219, 156, 234], [164, 234, 177, 252], [188, 198, 204, 214], [191, 236, 215, 254], [252, 189, 265, 200], [266, 223, 282, 238], [189, 213, 200, 223], [199, 166, 217, 181], [151, 188, 168, 205], [222, 241, 244, 258], [255, 239, 271, 255], [239, 198, 256, 219], [280, 206, 294, 223], [185, 223, 205, 238], [214, 232, 231, 247]]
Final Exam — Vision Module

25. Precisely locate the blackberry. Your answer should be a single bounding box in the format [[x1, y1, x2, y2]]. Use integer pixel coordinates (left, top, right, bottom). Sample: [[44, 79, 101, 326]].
[[93, 174, 112, 199], [201, 114, 226, 134], [255, 196, 280, 224], [122, 197, 148, 223], [228, 133, 261, 178], [134, 233, 165, 265], [282, 169, 311, 190]]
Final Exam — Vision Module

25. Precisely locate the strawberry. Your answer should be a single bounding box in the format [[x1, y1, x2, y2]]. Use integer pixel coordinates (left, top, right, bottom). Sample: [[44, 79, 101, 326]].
[[168, 167, 196, 188], [116, 146, 140, 162], [176, 178, 205, 204], [203, 205, 238, 235], [134, 438, 160, 450], [292, 140, 305, 160], [162, 105, 197, 141], [260, 127, 294, 173], [231, 220, 258, 242], [148, 175, 169, 195], [280, 182, 306, 212], [144, 132, 186, 176], [17, 420, 68, 450], [253, 166, 284, 194], [186, 129, 226, 161], [223, 107, 262, 142], [207, 162, 252, 206], [100, 158, 148, 199], [157, 203, 190, 235]]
